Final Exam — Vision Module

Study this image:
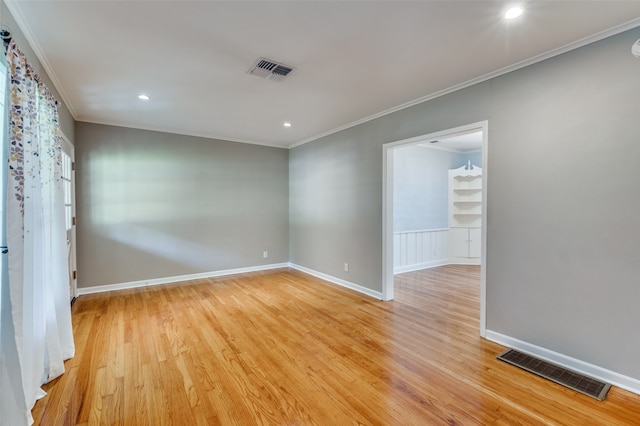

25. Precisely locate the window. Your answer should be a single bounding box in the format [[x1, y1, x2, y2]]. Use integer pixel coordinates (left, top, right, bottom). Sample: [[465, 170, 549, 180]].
[[61, 151, 72, 230], [1, 58, 6, 213], [1, 58, 6, 235], [1, 54, 6, 311]]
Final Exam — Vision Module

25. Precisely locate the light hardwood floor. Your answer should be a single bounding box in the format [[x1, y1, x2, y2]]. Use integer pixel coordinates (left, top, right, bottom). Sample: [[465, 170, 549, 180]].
[[33, 266, 640, 425]]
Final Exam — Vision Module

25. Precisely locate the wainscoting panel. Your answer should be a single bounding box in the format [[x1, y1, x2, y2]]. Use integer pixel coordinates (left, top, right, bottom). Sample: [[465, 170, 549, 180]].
[[394, 228, 448, 274]]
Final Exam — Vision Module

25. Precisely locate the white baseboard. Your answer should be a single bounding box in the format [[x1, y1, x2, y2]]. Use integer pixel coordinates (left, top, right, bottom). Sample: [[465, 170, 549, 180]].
[[485, 330, 640, 396], [447, 258, 481, 266], [394, 259, 448, 274], [77, 262, 384, 302], [288, 263, 383, 300], [76, 263, 290, 295]]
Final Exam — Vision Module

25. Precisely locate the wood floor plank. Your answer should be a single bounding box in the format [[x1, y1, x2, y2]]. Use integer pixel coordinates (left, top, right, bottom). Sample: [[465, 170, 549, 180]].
[[32, 266, 640, 425]]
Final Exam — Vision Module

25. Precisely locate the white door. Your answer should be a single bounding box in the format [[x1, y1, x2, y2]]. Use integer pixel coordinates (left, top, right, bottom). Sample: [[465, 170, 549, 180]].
[[60, 137, 76, 302]]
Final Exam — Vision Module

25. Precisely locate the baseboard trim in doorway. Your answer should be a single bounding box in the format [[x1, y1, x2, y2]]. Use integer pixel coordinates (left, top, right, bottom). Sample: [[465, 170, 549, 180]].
[[394, 259, 448, 274], [289, 263, 383, 300], [76, 263, 290, 296], [486, 330, 640, 396]]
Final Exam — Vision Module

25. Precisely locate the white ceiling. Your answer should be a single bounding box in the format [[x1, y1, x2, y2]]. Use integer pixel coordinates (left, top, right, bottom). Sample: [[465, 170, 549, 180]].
[[5, 1, 640, 149], [420, 131, 483, 153]]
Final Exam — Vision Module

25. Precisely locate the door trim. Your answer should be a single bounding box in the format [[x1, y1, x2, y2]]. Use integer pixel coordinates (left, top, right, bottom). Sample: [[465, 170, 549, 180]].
[[382, 121, 488, 337], [60, 133, 76, 301]]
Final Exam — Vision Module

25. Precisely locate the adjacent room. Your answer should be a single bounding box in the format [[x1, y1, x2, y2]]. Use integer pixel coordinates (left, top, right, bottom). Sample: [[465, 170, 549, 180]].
[[2, 1, 640, 425], [392, 130, 484, 274]]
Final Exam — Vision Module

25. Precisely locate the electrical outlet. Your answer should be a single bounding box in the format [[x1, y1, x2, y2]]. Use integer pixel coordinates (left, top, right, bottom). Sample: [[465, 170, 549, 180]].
[[263, 251, 269, 259], [344, 262, 349, 272]]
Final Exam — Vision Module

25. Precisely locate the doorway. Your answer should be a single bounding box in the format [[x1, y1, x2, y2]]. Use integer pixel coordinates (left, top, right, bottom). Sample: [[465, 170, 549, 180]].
[[60, 136, 76, 302], [382, 121, 488, 336]]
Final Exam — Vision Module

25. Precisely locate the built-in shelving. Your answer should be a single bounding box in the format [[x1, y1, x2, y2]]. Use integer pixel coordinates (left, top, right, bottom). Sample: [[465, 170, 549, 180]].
[[448, 162, 482, 265]]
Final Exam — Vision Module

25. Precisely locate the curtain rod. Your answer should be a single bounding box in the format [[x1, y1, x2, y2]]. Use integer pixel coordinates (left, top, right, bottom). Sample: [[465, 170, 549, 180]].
[[0, 26, 61, 107]]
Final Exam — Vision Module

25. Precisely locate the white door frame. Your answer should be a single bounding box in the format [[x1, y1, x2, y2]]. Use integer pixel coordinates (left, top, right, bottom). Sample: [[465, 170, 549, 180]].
[[60, 134, 77, 301], [382, 121, 488, 337]]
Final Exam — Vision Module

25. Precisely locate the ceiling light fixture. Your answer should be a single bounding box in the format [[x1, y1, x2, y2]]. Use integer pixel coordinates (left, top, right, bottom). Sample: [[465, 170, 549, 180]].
[[505, 6, 524, 20], [283, 122, 292, 128], [137, 94, 150, 101]]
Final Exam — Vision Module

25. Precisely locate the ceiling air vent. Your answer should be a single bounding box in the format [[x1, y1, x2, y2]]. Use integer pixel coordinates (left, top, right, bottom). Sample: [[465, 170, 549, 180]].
[[247, 57, 294, 82]]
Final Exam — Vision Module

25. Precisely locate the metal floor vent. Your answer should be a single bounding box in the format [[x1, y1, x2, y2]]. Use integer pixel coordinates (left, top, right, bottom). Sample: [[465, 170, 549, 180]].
[[247, 57, 294, 82], [497, 349, 611, 401]]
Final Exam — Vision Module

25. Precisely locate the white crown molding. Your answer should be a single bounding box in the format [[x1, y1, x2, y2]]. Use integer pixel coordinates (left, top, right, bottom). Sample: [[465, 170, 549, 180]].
[[77, 117, 288, 149], [6, 1, 639, 151], [416, 143, 481, 154], [4, 0, 78, 118], [416, 143, 465, 154], [465, 148, 483, 155], [486, 330, 640, 396], [289, 18, 640, 149]]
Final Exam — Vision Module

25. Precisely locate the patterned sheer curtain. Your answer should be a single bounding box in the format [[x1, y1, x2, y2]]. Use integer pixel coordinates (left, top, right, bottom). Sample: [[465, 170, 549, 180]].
[[1, 40, 74, 426]]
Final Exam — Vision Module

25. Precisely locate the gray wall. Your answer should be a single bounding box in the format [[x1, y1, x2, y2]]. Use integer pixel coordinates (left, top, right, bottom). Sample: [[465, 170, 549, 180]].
[[6, 0, 640, 381], [0, 2, 75, 142], [289, 122, 382, 289], [393, 145, 482, 232], [460, 150, 482, 168], [393, 146, 463, 232], [75, 123, 289, 288], [290, 27, 640, 380]]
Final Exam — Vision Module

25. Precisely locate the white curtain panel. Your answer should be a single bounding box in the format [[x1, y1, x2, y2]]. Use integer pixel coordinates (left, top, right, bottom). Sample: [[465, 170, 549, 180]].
[[1, 40, 74, 426], [0, 44, 28, 426]]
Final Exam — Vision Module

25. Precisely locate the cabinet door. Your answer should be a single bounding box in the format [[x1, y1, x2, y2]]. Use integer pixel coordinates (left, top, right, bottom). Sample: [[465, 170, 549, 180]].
[[469, 227, 482, 258], [449, 228, 470, 258]]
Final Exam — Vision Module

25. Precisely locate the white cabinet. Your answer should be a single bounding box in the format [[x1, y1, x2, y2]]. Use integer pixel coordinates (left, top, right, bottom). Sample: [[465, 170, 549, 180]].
[[449, 227, 482, 259], [468, 227, 482, 258], [448, 162, 482, 265], [449, 228, 473, 258]]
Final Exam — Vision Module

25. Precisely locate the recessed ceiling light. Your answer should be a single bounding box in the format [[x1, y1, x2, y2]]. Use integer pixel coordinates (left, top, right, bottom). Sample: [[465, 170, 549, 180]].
[[137, 94, 150, 101], [283, 122, 292, 127], [505, 6, 524, 20]]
